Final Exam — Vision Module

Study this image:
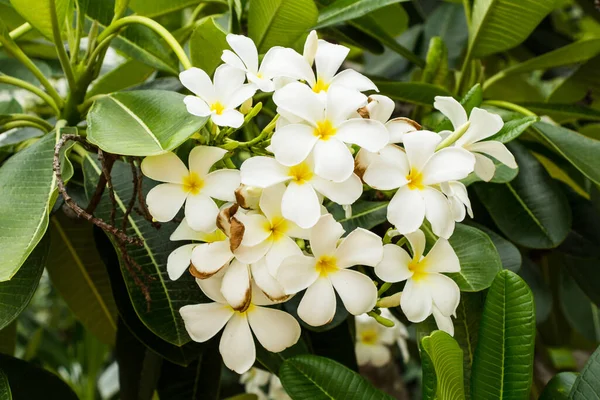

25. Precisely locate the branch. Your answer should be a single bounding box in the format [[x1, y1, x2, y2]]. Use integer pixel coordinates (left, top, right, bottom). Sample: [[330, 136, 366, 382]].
[[0, 76, 61, 115]]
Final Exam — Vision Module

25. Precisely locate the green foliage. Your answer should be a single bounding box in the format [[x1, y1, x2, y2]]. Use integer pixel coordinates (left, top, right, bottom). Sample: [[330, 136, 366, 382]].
[[569, 345, 600, 399], [9, 0, 71, 40], [328, 200, 388, 231], [488, 115, 539, 143], [0, 370, 10, 400], [541, 372, 578, 400], [420, 331, 466, 400], [190, 18, 230, 77], [375, 81, 452, 106], [315, 0, 406, 29]]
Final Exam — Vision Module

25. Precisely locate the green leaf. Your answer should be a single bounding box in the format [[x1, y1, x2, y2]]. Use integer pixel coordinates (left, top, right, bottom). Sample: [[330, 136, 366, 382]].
[[0, 235, 47, 330], [422, 3, 468, 69], [47, 213, 118, 346], [129, 0, 205, 17], [189, 18, 230, 77], [470, 223, 522, 272], [559, 272, 600, 342], [375, 81, 452, 106], [568, 344, 600, 399], [10, 0, 71, 40], [307, 319, 357, 370], [471, 270, 536, 400], [519, 257, 552, 324], [0, 370, 10, 400], [434, 84, 483, 132], [421, 37, 448, 87], [328, 200, 387, 231], [540, 372, 578, 400], [474, 141, 571, 249], [87, 90, 208, 156], [548, 55, 600, 105], [487, 115, 539, 143], [420, 330, 466, 400], [0, 99, 22, 114], [0, 353, 78, 399], [0, 323, 16, 356], [87, 59, 155, 97], [467, 0, 556, 59], [453, 293, 484, 400], [315, 0, 405, 29], [533, 122, 600, 186], [447, 224, 503, 292], [248, 0, 318, 53], [519, 103, 600, 123], [279, 355, 393, 400]]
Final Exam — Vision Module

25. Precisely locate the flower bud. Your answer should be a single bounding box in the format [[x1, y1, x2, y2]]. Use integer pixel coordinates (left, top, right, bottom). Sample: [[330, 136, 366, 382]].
[[235, 185, 262, 210], [377, 292, 402, 308], [303, 30, 318, 66], [240, 97, 253, 114]]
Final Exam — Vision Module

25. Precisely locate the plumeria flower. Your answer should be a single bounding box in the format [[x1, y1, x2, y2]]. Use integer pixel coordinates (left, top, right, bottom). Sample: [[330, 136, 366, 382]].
[[374, 230, 460, 336], [434, 96, 517, 181], [272, 82, 388, 182], [180, 64, 256, 128], [240, 155, 363, 229], [240, 368, 270, 400], [355, 310, 409, 367], [141, 146, 240, 232], [277, 214, 383, 326], [362, 131, 475, 238], [441, 181, 473, 222], [180, 277, 301, 374]]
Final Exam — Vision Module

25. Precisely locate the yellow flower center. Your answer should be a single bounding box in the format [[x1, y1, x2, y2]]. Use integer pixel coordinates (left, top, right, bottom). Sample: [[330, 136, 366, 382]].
[[360, 329, 379, 345], [313, 120, 337, 140], [256, 72, 264, 79], [182, 172, 204, 195], [288, 162, 314, 184], [268, 216, 289, 242], [313, 78, 330, 93], [408, 258, 428, 281], [210, 101, 225, 115], [406, 168, 424, 191], [315, 255, 338, 277]]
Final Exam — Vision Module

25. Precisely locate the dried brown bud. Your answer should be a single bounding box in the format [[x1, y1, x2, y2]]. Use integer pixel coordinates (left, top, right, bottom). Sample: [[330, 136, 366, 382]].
[[357, 106, 370, 119], [235, 184, 262, 210]]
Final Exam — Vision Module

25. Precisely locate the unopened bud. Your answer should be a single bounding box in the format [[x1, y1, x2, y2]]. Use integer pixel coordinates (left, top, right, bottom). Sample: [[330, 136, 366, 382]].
[[240, 97, 253, 114], [303, 30, 318, 66], [377, 292, 402, 308]]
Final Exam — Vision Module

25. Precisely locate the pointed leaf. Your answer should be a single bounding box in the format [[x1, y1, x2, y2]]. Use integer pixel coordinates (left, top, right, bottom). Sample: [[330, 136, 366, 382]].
[[86, 59, 155, 97], [10, 0, 71, 40], [420, 330, 466, 400], [487, 115, 539, 143], [315, 0, 406, 29], [519, 104, 600, 123], [568, 344, 600, 399], [328, 200, 388, 231], [453, 293, 484, 400], [0, 370, 10, 400], [189, 18, 230, 77], [540, 372, 578, 400], [0, 323, 16, 356]]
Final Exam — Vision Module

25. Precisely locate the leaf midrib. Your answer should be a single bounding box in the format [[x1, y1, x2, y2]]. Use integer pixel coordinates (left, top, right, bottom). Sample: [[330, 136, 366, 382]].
[[505, 182, 551, 241], [108, 96, 163, 149], [289, 362, 336, 400], [337, 202, 387, 224], [467, 0, 500, 55], [256, 0, 286, 50]]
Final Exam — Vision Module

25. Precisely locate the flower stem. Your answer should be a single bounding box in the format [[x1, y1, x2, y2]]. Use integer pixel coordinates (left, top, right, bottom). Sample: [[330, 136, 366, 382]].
[[0, 114, 54, 131], [0, 76, 61, 115], [367, 311, 396, 327], [49, 0, 77, 91], [482, 100, 537, 117], [0, 120, 50, 133], [377, 282, 392, 297]]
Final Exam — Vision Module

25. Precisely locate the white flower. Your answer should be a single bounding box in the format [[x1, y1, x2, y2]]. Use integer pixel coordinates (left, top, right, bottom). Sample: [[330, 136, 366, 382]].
[[433, 96, 518, 181], [441, 181, 473, 222], [362, 131, 475, 238], [180, 277, 301, 374], [272, 82, 389, 182], [277, 214, 383, 326], [268, 374, 291, 400], [355, 310, 409, 367], [240, 155, 363, 229], [141, 146, 240, 232], [180, 64, 256, 128], [374, 230, 460, 336], [240, 368, 270, 400]]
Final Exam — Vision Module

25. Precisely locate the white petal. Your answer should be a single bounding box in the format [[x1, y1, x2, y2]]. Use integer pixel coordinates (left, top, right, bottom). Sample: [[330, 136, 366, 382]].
[[421, 147, 475, 185], [330, 269, 377, 315], [240, 156, 290, 188], [272, 82, 324, 124], [261, 48, 315, 85], [221, 260, 252, 310], [214, 64, 247, 101], [369, 345, 392, 367], [196, 274, 227, 303], [282, 182, 321, 229], [387, 186, 425, 235], [247, 74, 275, 93], [336, 119, 389, 152], [248, 306, 301, 352], [377, 144, 411, 172], [311, 174, 362, 205], [366, 95, 395, 123], [184, 96, 211, 117], [325, 86, 367, 124], [146, 183, 187, 222], [167, 244, 196, 280], [179, 67, 214, 101], [329, 69, 378, 93], [235, 240, 272, 265], [401, 279, 433, 323], [250, 259, 287, 300], [315, 40, 349, 83], [423, 238, 460, 273], [191, 240, 234, 277], [264, 236, 302, 275], [405, 229, 426, 261], [221, 49, 247, 71], [204, 169, 241, 201], [303, 30, 318, 65], [227, 83, 258, 109], [335, 228, 383, 268], [403, 130, 441, 172], [313, 138, 354, 182], [259, 184, 285, 221], [272, 123, 319, 167], [374, 244, 413, 283], [428, 273, 460, 316], [141, 152, 188, 183], [276, 254, 318, 294], [180, 303, 233, 342], [362, 160, 408, 190], [298, 277, 337, 326], [236, 213, 271, 247], [188, 145, 227, 176], [226, 34, 259, 72], [185, 193, 219, 232], [170, 218, 223, 242], [433, 96, 467, 129], [211, 109, 245, 128], [458, 107, 504, 145], [422, 187, 455, 239], [468, 141, 517, 169], [474, 152, 496, 182], [449, 196, 467, 222], [443, 181, 473, 219], [387, 118, 418, 143], [220, 313, 255, 374], [432, 306, 455, 336], [309, 214, 345, 258]]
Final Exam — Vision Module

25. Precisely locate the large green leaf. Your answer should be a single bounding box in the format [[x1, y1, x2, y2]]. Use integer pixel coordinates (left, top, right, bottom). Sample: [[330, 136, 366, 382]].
[[328, 200, 388, 231], [519, 103, 600, 123], [569, 345, 600, 399], [47, 212, 118, 346], [541, 372, 578, 400], [129, 0, 204, 17], [471, 270, 535, 400], [0, 323, 16, 356], [279, 355, 393, 400], [474, 141, 571, 249], [0, 370, 10, 400], [315, 0, 405, 29], [307, 319, 357, 370], [471, 223, 522, 272], [533, 122, 600, 186], [519, 257, 552, 324], [375, 81, 452, 106], [87, 59, 155, 97], [548, 55, 600, 105], [248, 0, 318, 53], [422, 2, 468, 69], [467, 0, 556, 59], [189, 18, 229, 77], [10, 0, 71, 40], [487, 115, 539, 144], [559, 273, 600, 342], [0, 235, 47, 330], [0, 353, 78, 399], [453, 293, 484, 400], [420, 330, 466, 400], [87, 90, 208, 156], [447, 224, 503, 292]]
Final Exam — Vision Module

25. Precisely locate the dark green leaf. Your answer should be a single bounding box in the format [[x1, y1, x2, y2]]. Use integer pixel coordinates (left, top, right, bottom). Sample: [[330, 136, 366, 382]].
[[548, 55, 600, 105], [189, 18, 230, 77], [474, 225, 521, 272], [519, 257, 552, 324], [315, 0, 405, 29], [568, 344, 600, 399], [520, 104, 600, 123], [0, 370, 10, 400], [307, 319, 357, 370], [87, 59, 155, 97], [0, 323, 16, 356], [9, 0, 71, 40], [540, 372, 578, 400], [129, 0, 205, 17], [422, 2, 467, 68], [328, 201, 387, 231], [559, 273, 600, 342], [471, 270, 536, 400], [487, 116, 539, 143], [0, 99, 22, 114], [375, 81, 452, 106], [420, 330, 466, 400], [256, 338, 311, 375], [453, 293, 484, 400]]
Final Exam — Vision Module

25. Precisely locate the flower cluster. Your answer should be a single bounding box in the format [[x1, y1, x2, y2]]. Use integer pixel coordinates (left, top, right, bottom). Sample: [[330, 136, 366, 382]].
[[141, 31, 517, 374]]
